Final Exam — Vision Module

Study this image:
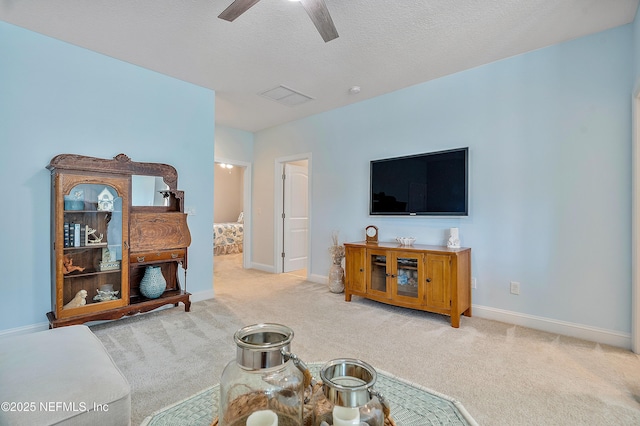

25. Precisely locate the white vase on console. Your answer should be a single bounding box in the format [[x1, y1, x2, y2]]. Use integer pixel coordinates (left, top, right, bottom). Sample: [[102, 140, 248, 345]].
[[447, 227, 460, 249]]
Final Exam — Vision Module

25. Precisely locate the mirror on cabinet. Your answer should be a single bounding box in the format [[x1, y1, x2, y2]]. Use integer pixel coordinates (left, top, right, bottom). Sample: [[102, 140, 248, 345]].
[[132, 175, 170, 207]]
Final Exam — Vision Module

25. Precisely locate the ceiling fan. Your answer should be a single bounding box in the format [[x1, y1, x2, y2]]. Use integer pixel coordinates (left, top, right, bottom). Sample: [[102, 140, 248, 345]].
[[218, 0, 339, 42]]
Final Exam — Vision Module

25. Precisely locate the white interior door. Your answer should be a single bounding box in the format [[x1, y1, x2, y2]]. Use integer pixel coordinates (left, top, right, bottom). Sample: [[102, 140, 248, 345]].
[[283, 163, 308, 272]]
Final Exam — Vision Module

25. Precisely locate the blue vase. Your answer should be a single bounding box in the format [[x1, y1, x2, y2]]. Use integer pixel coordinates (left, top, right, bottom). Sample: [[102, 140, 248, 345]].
[[140, 266, 166, 299]]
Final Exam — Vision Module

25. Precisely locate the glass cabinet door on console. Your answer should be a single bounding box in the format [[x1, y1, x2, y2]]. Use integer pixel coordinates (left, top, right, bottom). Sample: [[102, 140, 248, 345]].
[[53, 176, 129, 319], [368, 249, 424, 308], [367, 249, 390, 298], [390, 251, 424, 308]]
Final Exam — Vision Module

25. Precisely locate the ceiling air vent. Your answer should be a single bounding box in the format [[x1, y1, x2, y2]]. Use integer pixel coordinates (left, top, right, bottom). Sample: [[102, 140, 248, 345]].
[[259, 85, 314, 107]]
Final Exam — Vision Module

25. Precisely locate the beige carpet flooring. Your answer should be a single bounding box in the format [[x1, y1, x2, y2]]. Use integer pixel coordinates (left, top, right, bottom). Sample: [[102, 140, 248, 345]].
[[91, 254, 640, 425]]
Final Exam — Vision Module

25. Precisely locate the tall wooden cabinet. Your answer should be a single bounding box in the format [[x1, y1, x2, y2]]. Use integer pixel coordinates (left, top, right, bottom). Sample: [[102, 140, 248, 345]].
[[344, 242, 471, 328], [47, 153, 191, 328]]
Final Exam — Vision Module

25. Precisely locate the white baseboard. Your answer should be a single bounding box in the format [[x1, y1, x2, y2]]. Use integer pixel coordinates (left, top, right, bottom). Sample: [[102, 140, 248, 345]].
[[0, 291, 215, 339], [472, 304, 631, 349], [191, 289, 215, 302], [251, 262, 275, 273], [279, 274, 631, 349], [0, 322, 49, 339], [307, 273, 327, 285]]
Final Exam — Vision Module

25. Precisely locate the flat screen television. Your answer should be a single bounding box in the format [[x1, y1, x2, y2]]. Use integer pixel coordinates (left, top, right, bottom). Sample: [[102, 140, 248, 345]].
[[370, 147, 468, 216]]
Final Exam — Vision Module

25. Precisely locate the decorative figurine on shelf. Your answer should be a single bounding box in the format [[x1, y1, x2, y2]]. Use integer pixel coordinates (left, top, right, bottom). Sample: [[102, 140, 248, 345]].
[[447, 227, 461, 249], [64, 189, 85, 211], [99, 247, 120, 271], [62, 255, 85, 274], [94, 284, 120, 302], [63, 289, 87, 309], [102, 247, 116, 262], [97, 187, 115, 212], [86, 227, 104, 245]]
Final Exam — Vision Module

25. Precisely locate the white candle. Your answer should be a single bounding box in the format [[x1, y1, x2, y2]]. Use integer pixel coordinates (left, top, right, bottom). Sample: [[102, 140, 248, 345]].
[[246, 409, 278, 426], [332, 406, 360, 426]]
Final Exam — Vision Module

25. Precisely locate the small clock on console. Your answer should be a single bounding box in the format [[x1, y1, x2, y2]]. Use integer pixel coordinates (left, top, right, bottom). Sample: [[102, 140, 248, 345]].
[[365, 225, 378, 244]]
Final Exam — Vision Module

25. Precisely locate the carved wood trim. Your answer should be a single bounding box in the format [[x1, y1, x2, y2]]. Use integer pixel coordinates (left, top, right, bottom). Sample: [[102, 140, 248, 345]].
[[47, 291, 191, 328], [47, 153, 178, 190]]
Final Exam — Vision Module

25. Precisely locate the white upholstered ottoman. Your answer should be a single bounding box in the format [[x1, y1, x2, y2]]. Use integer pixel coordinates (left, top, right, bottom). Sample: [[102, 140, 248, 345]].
[[0, 325, 131, 426]]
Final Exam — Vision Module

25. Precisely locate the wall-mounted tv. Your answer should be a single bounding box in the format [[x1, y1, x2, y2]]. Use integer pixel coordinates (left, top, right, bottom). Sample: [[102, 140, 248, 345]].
[[370, 147, 468, 216]]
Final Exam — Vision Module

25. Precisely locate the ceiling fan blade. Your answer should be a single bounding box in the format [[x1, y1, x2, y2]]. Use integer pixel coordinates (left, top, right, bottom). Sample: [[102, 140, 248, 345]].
[[218, 0, 262, 22], [299, 0, 339, 42]]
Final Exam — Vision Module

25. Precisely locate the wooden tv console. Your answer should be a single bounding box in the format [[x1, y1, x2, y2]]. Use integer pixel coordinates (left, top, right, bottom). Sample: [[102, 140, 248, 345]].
[[344, 241, 471, 327]]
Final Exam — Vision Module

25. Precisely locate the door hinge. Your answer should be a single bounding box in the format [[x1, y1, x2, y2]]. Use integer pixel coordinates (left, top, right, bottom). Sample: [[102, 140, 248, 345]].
[[282, 173, 286, 180], [281, 252, 285, 258], [450, 300, 452, 306], [282, 212, 286, 219]]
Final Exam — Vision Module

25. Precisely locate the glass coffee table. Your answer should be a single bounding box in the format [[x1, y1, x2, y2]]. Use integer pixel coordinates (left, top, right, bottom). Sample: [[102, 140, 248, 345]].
[[141, 363, 478, 426]]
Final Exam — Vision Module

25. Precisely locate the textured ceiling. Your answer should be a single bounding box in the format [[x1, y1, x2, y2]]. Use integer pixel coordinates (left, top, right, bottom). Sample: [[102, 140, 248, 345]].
[[1, 0, 638, 132]]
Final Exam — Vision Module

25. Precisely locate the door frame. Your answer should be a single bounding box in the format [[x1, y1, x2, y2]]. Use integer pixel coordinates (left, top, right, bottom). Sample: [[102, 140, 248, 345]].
[[214, 157, 252, 269], [274, 153, 312, 276], [632, 86, 640, 354]]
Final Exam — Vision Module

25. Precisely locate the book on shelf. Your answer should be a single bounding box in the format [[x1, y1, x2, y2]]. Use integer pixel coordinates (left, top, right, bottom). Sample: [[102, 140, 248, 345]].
[[80, 225, 86, 247], [64, 222, 70, 248], [73, 223, 81, 248], [63, 222, 108, 248], [68, 223, 75, 247]]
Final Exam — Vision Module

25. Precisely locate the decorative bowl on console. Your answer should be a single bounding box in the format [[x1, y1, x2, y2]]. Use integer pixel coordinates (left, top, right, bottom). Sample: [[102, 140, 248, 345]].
[[396, 237, 416, 246]]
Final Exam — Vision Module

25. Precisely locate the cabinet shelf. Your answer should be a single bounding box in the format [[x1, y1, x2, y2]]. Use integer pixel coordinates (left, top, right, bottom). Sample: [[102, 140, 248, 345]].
[[63, 244, 108, 251], [129, 289, 187, 304], [397, 289, 418, 297], [63, 269, 121, 279], [64, 210, 120, 214]]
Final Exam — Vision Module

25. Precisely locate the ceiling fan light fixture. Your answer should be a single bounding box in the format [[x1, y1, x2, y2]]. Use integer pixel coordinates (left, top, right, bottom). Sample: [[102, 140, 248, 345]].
[[219, 0, 338, 42]]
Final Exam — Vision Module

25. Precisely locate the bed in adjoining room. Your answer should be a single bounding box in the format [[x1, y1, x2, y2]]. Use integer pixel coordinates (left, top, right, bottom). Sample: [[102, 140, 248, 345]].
[[214, 213, 243, 255]]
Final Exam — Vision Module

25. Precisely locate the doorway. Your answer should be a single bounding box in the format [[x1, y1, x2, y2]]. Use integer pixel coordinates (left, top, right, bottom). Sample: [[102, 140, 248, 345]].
[[275, 154, 311, 276], [214, 158, 252, 270]]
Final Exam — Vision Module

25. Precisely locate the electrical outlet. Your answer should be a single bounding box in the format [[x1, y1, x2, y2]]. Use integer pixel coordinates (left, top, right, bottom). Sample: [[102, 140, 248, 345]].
[[471, 277, 477, 289], [185, 207, 197, 216], [510, 281, 520, 295]]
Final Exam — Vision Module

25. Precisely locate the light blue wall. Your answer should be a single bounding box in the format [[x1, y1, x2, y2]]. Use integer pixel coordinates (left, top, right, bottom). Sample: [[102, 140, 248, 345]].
[[253, 25, 634, 334], [635, 5, 640, 85], [214, 125, 254, 162], [0, 21, 215, 331]]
